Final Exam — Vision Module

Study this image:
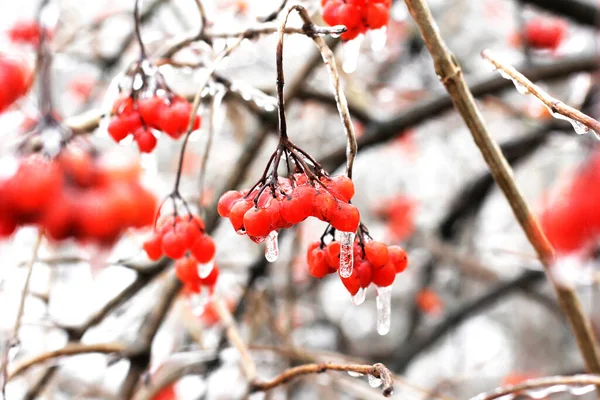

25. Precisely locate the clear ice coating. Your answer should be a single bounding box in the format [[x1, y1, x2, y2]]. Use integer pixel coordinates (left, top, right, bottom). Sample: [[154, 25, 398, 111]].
[[545, 106, 599, 138], [375, 285, 392, 335], [347, 370, 364, 377], [339, 231, 355, 278], [342, 35, 364, 74], [368, 374, 382, 388], [369, 27, 388, 52], [198, 260, 215, 279], [265, 231, 279, 262], [352, 287, 366, 305], [468, 376, 599, 400]]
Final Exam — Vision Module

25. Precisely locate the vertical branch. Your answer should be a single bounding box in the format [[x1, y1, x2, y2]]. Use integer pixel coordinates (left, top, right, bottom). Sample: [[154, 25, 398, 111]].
[[134, 0, 148, 57], [1, 231, 43, 395], [36, 0, 54, 116], [198, 90, 223, 214], [403, 0, 600, 373], [275, 11, 294, 140]]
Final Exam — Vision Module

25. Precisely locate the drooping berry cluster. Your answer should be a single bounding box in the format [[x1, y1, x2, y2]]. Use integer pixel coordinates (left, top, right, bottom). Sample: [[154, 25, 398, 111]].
[[523, 17, 567, 51], [0, 144, 157, 244], [143, 214, 219, 292], [107, 58, 201, 153], [307, 238, 407, 295], [218, 174, 360, 243], [540, 150, 600, 255], [108, 94, 200, 153], [321, 0, 391, 40], [0, 55, 31, 114]]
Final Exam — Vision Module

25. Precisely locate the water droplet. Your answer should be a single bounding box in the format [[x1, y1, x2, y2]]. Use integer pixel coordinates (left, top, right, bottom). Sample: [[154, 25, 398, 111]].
[[513, 80, 529, 95], [197, 260, 215, 279], [347, 371, 364, 377], [546, 106, 595, 137], [265, 231, 279, 262], [235, 229, 247, 236], [339, 231, 355, 278], [352, 287, 366, 305], [342, 35, 364, 74], [368, 374, 382, 388], [375, 285, 392, 335], [369, 27, 387, 52], [330, 25, 345, 38]]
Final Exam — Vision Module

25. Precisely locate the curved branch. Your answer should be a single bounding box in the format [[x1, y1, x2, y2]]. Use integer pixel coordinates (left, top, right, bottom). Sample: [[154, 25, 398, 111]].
[[8, 343, 126, 381]]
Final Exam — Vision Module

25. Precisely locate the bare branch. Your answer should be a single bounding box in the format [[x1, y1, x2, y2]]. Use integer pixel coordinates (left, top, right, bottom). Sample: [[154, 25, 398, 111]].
[[471, 374, 600, 400], [8, 343, 126, 381], [481, 49, 600, 135], [251, 362, 394, 397], [403, 0, 600, 373]]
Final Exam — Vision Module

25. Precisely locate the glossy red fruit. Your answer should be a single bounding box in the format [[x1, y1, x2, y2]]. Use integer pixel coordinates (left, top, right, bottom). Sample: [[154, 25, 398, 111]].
[[308, 247, 331, 278], [313, 190, 337, 222], [337, 3, 362, 29], [134, 128, 157, 153], [8, 155, 62, 214], [138, 96, 167, 128], [325, 241, 341, 269], [162, 230, 187, 259], [200, 264, 219, 287], [366, 3, 389, 29], [175, 256, 201, 292], [388, 245, 408, 273], [329, 202, 360, 232], [8, 21, 44, 46], [325, 175, 355, 202], [143, 235, 163, 260], [244, 207, 272, 237], [340, 269, 361, 295], [218, 191, 243, 217], [364, 241, 389, 268], [523, 17, 567, 50], [355, 260, 372, 288], [371, 261, 395, 287], [229, 199, 253, 232], [191, 234, 216, 263], [0, 56, 31, 113]]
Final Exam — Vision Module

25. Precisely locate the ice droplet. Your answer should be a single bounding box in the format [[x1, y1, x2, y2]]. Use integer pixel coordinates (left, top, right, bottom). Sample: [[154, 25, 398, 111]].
[[347, 370, 364, 377], [496, 69, 530, 94], [546, 106, 596, 137], [265, 231, 279, 262], [368, 374, 382, 388], [197, 260, 215, 279], [330, 25, 345, 38], [342, 35, 364, 74], [339, 231, 355, 278], [376, 285, 392, 335], [352, 287, 366, 305], [369, 27, 388, 52]]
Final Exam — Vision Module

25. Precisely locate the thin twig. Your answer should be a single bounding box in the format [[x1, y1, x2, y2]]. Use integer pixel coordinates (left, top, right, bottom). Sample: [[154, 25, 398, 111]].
[[404, 0, 600, 373], [198, 90, 223, 214], [251, 362, 394, 397], [481, 49, 600, 134], [8, 343, 126, 380], [258, 0, 289, 22], [471, 374, 600, 400], [0, 231, 43, 394], [281, 5, 358, 178]]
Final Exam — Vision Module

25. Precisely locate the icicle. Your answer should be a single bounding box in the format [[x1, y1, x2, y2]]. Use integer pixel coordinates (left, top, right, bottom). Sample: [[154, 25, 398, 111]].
[[198, 260, 215, 279], [544, 106, 596, 137], [342, 35, 364, 74], [339, 231, 355, 278], [347, 371, 364, 377], [265, 231, 279, 262], [352, 287, 366, 305], [369, 27, 388, 52], [375, 285, 392, 335], [368, 374, 382, 388]]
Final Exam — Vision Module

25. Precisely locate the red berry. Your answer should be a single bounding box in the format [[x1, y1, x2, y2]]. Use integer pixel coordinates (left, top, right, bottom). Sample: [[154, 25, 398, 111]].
[[366, 3, 389, 29], [371, 261, 395, 287], [8, 21, 44, 46], [200, 264, 219, 287], [388, 245, 408, 273], [162, 230, 187, 259], [218, 191, 243, 217], [330, 202, 360, 232], [134, 128, 158, 153], [0, 56, 31, 113], [355, 260, 372, 288], [175, 256, 201, 292], [229, 199, 253, 232], [308, 246, 331, 278], [191, 234, 216, 263], [524, 17, 567, 50], [340, 269, 361, 295], [243, 207, 272, 237], [364, 241, 389, 268], [325, 241, 341, 269], [143, 235, 163, 260]]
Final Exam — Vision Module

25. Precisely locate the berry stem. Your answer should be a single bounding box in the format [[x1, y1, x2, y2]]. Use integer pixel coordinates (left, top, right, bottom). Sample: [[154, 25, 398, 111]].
[[275, 8, 292, 141], [36, 0, 55, 116], [134, 0, 148, 58]]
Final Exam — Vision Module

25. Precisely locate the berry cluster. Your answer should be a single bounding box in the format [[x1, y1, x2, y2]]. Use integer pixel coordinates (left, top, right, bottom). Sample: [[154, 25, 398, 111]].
[[7, 21, 46, 46], [108, 95, 200, 153], [307, 238, 407, 295], [540, 150, 600, 255], [0, 55, 31, 113], [218, 174, 360, 243], [523, 17, 566, 51], [143, 214, 219, 292], [374, 195, 416, 242], [0, 145, 157, 244], [321, 0, 391, 40]]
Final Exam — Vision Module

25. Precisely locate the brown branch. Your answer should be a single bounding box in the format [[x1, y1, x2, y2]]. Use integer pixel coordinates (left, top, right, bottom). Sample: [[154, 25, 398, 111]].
[[8, 343, 126, 380], [403, 0, 600, 373], [472, 374, 600, 400], [481, 49, 600, 135], [1, 231, 43, 394], [251, 362, 394, 397]]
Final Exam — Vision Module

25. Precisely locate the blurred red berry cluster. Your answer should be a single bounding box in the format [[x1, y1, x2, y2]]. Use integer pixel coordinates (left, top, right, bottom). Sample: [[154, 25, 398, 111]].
[[321, 0, 391, 40], [0, 146, 157, 244], [7, 20, 47, 46], [523, 17, 567, 51], [108, 95, 201, 153], [307, 239, 407, 295], [540, 150, 600, 255], [374, 195, 416, 242], [218, 174, 360, 243], [0, 55, 31, 113]]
